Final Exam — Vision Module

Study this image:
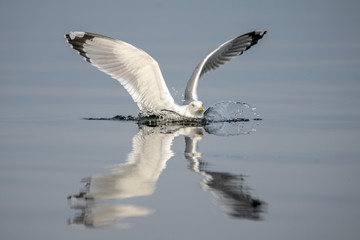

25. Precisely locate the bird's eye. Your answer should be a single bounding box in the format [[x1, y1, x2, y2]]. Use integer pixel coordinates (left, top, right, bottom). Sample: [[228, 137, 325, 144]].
[[191, 104, 195, 107]]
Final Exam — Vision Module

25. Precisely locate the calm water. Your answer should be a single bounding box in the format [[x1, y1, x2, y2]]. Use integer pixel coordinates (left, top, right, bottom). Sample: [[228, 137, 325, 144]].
[[1, 78, 360, 239], [1, 1, 360, 239]]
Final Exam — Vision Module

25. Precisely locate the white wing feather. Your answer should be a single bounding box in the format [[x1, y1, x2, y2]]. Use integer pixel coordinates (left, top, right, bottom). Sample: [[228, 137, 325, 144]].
[[85, 126, 179, 200], [65, 32, 177, 113], [184, 30, 267, 104]]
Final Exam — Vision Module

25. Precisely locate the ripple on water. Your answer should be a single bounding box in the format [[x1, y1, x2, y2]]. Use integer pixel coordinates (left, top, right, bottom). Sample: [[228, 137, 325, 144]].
[[83, 101, 261, 135]]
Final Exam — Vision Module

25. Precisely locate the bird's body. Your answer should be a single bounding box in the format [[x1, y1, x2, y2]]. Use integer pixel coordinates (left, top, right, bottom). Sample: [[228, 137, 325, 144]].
[[65, 30, 266, 119]]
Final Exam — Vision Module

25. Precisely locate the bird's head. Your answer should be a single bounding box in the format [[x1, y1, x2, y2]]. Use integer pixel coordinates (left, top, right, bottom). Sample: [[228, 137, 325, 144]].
[[187, 100, 204, 118]]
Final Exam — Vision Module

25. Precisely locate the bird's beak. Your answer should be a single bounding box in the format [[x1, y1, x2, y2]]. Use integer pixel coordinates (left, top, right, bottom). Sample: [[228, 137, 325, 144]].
[[199, 106, 204, 112]]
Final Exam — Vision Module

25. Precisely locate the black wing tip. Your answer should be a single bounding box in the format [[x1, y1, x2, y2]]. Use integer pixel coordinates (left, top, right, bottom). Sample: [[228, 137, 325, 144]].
[[245, 30, 267, 50], [228, 30, 266, 53], [255, 30, 267, 36], [249, 30, 267, 40], [64, 31, 97, 43], [64, 31, 93, 63]]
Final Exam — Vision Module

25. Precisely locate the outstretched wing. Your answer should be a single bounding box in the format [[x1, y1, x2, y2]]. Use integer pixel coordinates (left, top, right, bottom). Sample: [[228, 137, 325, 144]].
[[184, 30, 267, 104], [83, 126, 179, 200], [65, 32, 177, 113]]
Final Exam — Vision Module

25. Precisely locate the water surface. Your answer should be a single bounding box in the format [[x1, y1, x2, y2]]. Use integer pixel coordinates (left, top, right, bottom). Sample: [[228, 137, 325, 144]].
[[1, 1, 360, 239]]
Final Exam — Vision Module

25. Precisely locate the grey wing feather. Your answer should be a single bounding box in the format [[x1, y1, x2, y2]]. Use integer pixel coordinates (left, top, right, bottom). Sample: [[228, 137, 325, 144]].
[[184, 30, 267, 104], [65, 31, 177, 113]]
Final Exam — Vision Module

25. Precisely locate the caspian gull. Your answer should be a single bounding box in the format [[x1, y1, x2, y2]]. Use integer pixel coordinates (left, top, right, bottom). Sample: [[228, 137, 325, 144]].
[[65, 30, 266, 119]]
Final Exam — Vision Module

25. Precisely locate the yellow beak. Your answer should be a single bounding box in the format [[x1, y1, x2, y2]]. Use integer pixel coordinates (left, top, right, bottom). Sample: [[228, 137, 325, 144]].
[[199, 106, 204, 112]]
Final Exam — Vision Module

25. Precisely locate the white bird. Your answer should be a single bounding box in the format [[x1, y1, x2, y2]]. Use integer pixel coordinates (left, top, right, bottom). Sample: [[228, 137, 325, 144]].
[[65, 30, 266, 119]]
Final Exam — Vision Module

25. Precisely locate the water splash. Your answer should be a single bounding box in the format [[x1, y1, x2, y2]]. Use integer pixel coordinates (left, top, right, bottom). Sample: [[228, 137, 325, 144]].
[[204, 121, 257, 136], [84, 101, 261, 136], [204, 101, 261, 122]]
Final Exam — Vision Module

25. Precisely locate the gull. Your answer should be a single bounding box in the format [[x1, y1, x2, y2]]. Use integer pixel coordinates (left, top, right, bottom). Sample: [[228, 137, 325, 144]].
[[65, 30, 266, 119]]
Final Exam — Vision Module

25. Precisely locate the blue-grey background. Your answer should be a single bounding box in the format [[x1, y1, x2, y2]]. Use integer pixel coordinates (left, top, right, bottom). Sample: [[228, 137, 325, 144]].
[[1, 0, 360, 239]]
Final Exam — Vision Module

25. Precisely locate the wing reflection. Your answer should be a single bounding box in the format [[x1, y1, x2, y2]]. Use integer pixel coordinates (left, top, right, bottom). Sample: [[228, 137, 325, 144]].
[[68, 125, 183, 228], [185, 135, 265, 220], [68, 122, 265, 228]]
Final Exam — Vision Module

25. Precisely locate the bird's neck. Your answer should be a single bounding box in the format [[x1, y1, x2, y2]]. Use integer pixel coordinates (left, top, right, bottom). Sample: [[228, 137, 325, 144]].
[[177, 105, 203, 119]]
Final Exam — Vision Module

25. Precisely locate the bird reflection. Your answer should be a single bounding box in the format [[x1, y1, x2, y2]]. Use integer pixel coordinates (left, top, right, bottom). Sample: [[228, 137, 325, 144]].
[[68, 121, 265, 228], [185, 134, 264, 220]]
